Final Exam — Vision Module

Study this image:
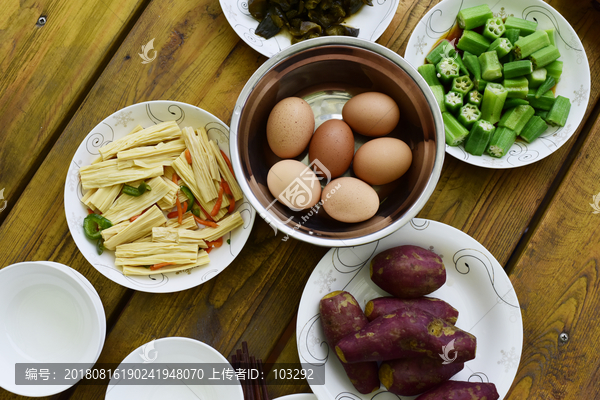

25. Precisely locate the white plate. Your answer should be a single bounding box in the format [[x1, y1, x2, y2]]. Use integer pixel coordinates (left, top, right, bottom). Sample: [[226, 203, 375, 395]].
[[64, 101, 256, 293], [405, 0, 590, 169], [0, 261, 106, 397], [220, 0, 399, 58], [105, 337, 244, 400], [274, 394, 318, 400], [297, 218, 523, 399]]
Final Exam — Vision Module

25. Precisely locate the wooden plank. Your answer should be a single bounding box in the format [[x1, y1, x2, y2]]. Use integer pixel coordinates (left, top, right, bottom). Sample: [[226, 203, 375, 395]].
[[0, 0, 149, 225], [505, 116, 600, 398]]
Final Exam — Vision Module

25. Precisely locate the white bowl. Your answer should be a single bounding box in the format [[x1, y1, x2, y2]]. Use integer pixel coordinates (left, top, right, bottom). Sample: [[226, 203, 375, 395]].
[[0, 261, 106, 397]]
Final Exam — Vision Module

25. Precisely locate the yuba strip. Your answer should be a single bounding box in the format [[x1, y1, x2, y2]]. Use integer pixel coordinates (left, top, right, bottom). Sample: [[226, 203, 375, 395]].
[[364, 297, 459, 324], [335, 308, 476, 364], [99, 121, 181, 161], [320, 291, 379, 394]]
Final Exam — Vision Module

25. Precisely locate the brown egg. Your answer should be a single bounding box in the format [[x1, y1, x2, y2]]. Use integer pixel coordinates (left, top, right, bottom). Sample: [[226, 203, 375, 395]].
[[353, 138, 412, 186], [309, 119, 355, 178], [267, 160, 321, 211], [321, 177, 379, 223], [342, 92, 400, 137], [267, 97, 315, 158]]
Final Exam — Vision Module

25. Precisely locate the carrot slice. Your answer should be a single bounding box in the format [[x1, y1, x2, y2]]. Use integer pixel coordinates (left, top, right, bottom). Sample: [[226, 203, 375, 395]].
[[167, 210, 178, 219], [176, 197, 183, 224], [207, 237, 224, 248], [193, 215, 219, 228], [185, 149, 193, 164], [210, 182, 224, 216], [195, 201, 214, 222], [205, 247, 213, 254], [87, 209, 95, 215], [150, 262, 176, 271], [222, 180, 233, 196], [182, 201, 188, 214], [227, 196, 235, 213], [220, 149, 235, 176], [172, 172, 179, 184], [221, 180, 235, 213]]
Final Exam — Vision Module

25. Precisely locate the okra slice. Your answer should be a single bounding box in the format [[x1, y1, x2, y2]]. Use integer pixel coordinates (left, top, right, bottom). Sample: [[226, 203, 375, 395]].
[[483, 17, 506, 41], [457, 30, 491, 56], [463, 52, 482, 80], [526, 68, 547, 88], [499, 52, 516, 65], [464, 119, 495, 156], [520, 115, 548, 143], [545, 28, 556, 46], [451, 76, 474, 95], [535, 109, 549, 121], [436, 57, 461, 84], [430, 85, 447, 112], [503, 77, 529, 99], [503, 98, 529, 109], [457, 103, 482, 128], [545, 60, 563, 82], [457, 4, 493, 30], [498, 104, 535, 135], [504, 17, 538, 36], [527, 89, 556, 110], [478, 51, 503, 81], [426, 40, 456, 65], [418, 64, 442, 86], [475, 79, 489, 93], [444, 91, 464, 114], [504, 28, 520, 45], [503, 60, 534, 79], [514, 31, 550, 59], [487, 127, 517, 158], [487, 37, 513, 58], [530, 45, 561, 69], [535, 76, 556, 99], [546, 95, 571, 127], [454, 53, 470, 76], [443, 111, 470, 146], [468, 90, 482, 106], [480, 83, 508, 124]]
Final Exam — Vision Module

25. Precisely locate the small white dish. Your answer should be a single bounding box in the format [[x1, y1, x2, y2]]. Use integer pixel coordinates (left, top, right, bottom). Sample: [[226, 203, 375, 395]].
[[106, 337, 244, 400], [0, 261, 106, 397], [405, 0, 590, 168], [274, 394, 318, 400]]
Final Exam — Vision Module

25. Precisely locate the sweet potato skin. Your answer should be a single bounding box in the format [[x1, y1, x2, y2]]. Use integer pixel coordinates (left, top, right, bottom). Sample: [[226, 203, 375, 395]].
[[379, 358, 464, 396], [370, 245, 446, 298], [319, 291, 380, 394], [415, 380, 499, 399], [365, 297, 459, 324], [335, 307, 476, 364]]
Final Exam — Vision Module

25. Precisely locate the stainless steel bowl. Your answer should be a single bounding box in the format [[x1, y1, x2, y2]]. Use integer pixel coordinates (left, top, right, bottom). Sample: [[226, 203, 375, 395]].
[[230, 36, 444, 247]]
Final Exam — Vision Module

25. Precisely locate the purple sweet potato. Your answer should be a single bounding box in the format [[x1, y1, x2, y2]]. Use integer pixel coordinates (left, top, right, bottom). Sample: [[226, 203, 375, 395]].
[[365, 297, 459, 324], [335, 307, 476, 364], [379, 358, 464, 396], [370, 245, 446, 298], [415, 380, 499, 399], [320, 291, 380, 394]]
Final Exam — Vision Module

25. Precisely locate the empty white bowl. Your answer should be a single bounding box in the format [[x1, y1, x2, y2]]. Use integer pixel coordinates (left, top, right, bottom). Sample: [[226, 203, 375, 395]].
[[0, 261, 106, 396]]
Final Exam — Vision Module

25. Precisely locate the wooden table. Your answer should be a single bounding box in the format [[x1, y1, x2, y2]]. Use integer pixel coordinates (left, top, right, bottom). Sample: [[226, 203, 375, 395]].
[[1, 0, 599, 398]]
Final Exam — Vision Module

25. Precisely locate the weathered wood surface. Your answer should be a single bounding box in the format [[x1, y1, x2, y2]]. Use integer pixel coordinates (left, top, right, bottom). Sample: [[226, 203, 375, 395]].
[[1, 0, 600, 398]]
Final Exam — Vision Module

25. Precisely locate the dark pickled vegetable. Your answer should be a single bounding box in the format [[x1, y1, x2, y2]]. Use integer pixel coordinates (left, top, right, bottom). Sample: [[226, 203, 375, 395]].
[[255, 5, 287, 39]]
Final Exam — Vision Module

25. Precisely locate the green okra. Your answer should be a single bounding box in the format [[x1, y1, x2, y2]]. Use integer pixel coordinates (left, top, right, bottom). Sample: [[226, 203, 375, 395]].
[[457, 103, 482, 128], [504, 17, 538, 36], [443, 111, 470, 146], [526, 68, 547, 88], [503, 98, 530, 109], [498, 104, 535, 135], [430, 85, 447, 113], [418, 64, 442, 86], [514, 30, 550, 59], [457, 4, 494, 30], [464, 119, 495, 156], [527, 89, 556, 110], [487, 127, 517, 158], [535, 76, 556, 99], [504, 28, 521, 45], [463, 52, 482, 80], [468, 90, 482, 106], [530, 45, 561, 69], [436, 57, 461, 84], [545, 60, 563, 82], [444, 91, 464, 114], [480, 82, 508, 124], [535, 109, 549, 121], [487, 37, 513, 58], [483, 17, 506, 41], [545, 28, 556, 46], [520, 115, 548, 143], [503, 77, 529, 99], [546, 95, 571, 127], [475, 79, 489, 93], [451, 75, 474, 95], [457, 30, 491, 56], [503, 60, 534, 79], [479, 51, 503, 81], [499, 52, 516, 64], [454, 53, 470, 76], [426, 40, 456, 65]]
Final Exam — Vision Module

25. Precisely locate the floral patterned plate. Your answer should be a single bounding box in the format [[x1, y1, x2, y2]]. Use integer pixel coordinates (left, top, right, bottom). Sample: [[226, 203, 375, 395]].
[[405, 0, 590, 169], [219, 0, 399, 58], [297, 219, 522, 399], [64, 101, 255, 293]]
